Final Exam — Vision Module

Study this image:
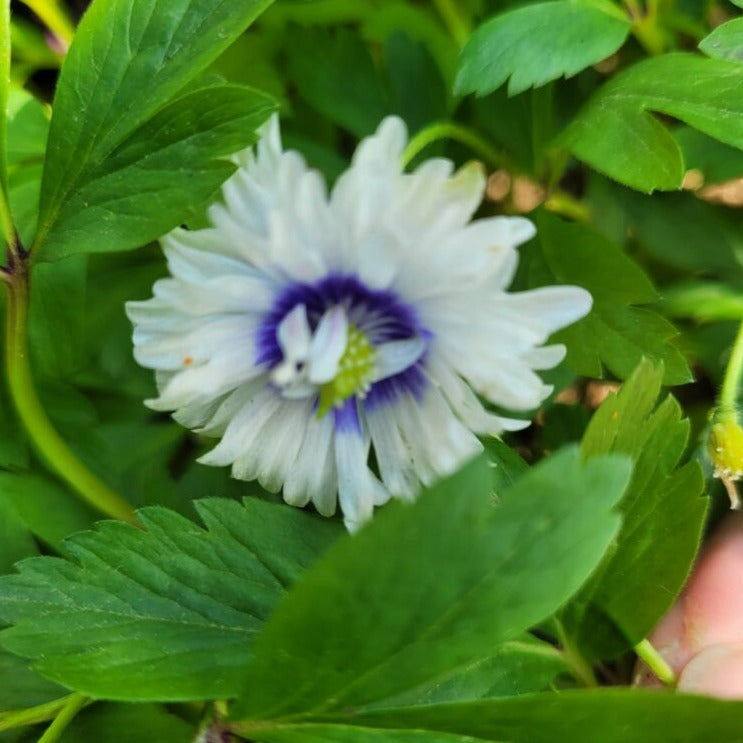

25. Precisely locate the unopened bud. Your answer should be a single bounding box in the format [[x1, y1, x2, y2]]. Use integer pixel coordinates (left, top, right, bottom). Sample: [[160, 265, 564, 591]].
[[709, 419, 743, 481], [708, 411, 743, 509]]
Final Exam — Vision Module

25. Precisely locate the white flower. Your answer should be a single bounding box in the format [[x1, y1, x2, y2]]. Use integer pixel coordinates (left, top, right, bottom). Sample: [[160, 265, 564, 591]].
[[127, 116, 592, 531]]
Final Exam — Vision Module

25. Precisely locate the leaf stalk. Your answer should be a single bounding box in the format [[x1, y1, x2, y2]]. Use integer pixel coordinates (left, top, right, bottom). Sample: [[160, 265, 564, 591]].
[[719, 319, 743, 413], [634, 638, 677, 687], [401, 121, 503, 169], [3, 253, 136, 522], [36, 694, 88, 743]]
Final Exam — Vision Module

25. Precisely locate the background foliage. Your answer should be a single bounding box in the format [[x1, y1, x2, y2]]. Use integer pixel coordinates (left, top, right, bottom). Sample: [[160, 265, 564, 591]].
[[2, 0, 743, 740]]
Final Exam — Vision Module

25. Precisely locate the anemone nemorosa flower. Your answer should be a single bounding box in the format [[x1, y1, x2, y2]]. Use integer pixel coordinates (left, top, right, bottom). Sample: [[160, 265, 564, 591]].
[[127, 116, 592, 530]]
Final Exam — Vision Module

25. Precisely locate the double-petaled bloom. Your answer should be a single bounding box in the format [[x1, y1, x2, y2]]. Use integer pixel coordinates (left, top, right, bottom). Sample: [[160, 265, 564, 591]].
[[127, 116, 591, 530]]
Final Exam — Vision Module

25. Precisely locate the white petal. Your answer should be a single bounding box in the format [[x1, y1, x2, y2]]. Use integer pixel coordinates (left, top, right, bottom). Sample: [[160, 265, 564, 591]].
[[146, 345, 261, 411], [393, 387, 483, 487], [233, 399, 314, 492], [506, 286, 593, 335], [425, 356, 531, 435], [283, 412, 338, 515], [277, 303, 312, 362], [357, 232, 400, 289], [308, 306, 349, 384], [364, 406, 418, 500], [372, 336, 427, 382], [198, 388, 280, 467], [335, 427, 388, 532], [523, 344, 567, 370], [352, 116, 408, 171]]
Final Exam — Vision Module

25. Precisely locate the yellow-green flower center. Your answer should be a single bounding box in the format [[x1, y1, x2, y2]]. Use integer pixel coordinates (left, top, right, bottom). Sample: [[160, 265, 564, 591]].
[[709, 418, 743, 480], [317, 325, 375, 417]]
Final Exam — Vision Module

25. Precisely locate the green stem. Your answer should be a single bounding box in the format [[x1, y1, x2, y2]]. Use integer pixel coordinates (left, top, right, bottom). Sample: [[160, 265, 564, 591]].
[[0, 695, 80, 734], [36, 694, 87, 743], [544, 191, 591, 223], [720, 320, 743, 412], [0, 186, 16, 255], [19, 0, 75, 47], [402, 121, 502, 169], [555, 620, 598, 687], [4, 260, 136, 522], [432, 0, 471, 47], [634, 638, 677, 687]]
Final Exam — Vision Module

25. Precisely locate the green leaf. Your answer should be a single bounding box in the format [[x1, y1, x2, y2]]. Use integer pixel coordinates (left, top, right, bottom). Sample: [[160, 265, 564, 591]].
[[0, 0, 10, 191], [57, 703, 193, 743], [660, 282, 743, 322], [34, 0, 274, 259], [484, 437, 529, 494], [455, 0, 630, 97], [0, 472, 100, 550], [372, 636, 568, 708], [386, 31, 449, 135], [255, 728, 480, 743], [286, 27, 389, 137], [562, 53, 743, 192], [278, 690, 743, 743], [0, 498, 341, 701], [0, 500, 37, 575], [7, 88, 48, 169], [533, 212, 691, 384], [675, 127, 743, 184], [560, 361, 707, 659], [0, 650, 64, 712], [6, 88, 49, 245], [233, 449, 630, 720], [614, 187, 743, 275], [0, 383, 28, 470], [699, 17, 743, 63], [37, 84, 275, 262], [362, 2, 459, 88], [29, 256, 88, 379]]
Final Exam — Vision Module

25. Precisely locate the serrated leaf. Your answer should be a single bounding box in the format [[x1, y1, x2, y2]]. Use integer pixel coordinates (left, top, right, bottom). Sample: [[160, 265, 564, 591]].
[[562, 53, 743, 192], [559, 361, 707, 659], [232, 449, 630, 720], [36, 84, 275, 262], [699, 18, 743, 62], [0, 498, 341, 701], [455, 0, 630, 97], [534, 212, 691, 384], [34, 0, 274, 260]]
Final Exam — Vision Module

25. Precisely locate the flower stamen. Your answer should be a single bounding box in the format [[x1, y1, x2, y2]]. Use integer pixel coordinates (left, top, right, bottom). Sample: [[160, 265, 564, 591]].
[[317, 325, 376, 417]]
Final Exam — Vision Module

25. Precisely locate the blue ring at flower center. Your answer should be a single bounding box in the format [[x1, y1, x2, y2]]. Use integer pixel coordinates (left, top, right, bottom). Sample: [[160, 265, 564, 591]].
[[256, 273, 430, 407]]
